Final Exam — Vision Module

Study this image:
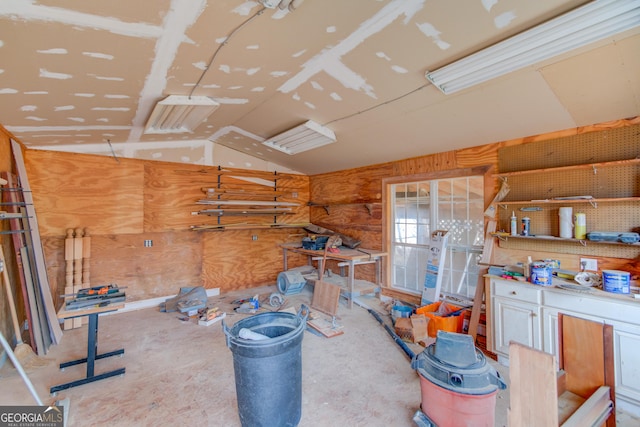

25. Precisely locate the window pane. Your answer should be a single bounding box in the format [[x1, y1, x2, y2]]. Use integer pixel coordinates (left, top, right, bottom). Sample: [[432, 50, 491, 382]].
[[390, 176, 484, 300]]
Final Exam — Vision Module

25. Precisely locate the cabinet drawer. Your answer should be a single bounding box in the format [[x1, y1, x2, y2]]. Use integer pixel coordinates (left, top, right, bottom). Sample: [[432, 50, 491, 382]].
[[492, 279, 542, 304]]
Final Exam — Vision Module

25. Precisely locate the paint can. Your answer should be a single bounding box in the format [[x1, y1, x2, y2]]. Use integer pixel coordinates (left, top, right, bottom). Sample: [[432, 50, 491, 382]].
[[521, 217, 530, 236], [530, 262, 552, 286], [602, 270, 630, 294]]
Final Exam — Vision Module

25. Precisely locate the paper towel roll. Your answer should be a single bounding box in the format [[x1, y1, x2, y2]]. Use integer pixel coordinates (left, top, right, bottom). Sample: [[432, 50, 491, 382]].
[[559, 207, 573, 238]]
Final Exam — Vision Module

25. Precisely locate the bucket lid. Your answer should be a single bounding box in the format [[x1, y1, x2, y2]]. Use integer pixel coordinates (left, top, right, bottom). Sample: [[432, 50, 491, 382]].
[[411, 331, 506, 395]]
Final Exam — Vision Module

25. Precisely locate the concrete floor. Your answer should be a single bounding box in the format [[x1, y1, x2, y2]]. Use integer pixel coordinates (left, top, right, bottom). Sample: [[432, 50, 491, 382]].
[[0, 285, 638, 426]]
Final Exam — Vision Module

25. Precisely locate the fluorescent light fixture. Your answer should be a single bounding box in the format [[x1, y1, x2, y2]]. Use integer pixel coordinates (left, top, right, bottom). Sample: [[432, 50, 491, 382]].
[[144, 95, 220, 134], [262, 120, 336, 155], [426, 0, 640, 94]]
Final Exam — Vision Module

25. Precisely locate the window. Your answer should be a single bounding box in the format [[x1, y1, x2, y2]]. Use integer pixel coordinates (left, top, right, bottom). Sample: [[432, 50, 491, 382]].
[[390, 175, 484, 300]]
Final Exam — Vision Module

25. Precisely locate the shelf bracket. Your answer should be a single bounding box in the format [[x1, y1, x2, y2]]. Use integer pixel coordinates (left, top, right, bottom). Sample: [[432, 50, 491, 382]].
[[589, 200, 598, 208], [592, 165, 597, 175], [579, 239, 587, 247], [322, 205, 330, 215], [498, 203, 508, 210]]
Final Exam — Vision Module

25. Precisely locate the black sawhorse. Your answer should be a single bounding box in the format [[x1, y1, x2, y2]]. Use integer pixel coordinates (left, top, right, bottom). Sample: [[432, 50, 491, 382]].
[[51, 304, 125, 395]]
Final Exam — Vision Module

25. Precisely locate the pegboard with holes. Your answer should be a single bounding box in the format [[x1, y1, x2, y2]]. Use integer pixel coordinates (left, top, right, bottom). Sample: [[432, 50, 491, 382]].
[[494, 124, 640, 258], [498, 123, 640, 172]]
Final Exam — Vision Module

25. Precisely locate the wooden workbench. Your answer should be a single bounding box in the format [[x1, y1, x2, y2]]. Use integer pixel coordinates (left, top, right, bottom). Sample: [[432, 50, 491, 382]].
[[279, 243, 387, 308]]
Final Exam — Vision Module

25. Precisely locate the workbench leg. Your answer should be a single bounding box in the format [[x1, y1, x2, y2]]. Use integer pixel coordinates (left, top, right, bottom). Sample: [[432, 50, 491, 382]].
[[87, 313, 98, 377], [50, 313, 125, 395], [348, 261, 355, 309]]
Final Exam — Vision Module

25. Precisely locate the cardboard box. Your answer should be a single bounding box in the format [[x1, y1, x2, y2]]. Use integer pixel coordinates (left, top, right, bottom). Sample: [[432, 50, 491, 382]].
[[394, 314, 429, 343], [416, 301, 464, 338]]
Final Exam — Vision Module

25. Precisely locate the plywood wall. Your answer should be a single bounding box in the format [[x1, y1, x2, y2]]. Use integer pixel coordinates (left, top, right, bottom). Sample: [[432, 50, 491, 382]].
[[23, 149, 309, 303], [308, 117, 640, 298]]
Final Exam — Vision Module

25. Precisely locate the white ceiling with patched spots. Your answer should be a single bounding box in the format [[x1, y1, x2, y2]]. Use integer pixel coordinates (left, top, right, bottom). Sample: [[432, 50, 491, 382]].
[[1, 0, 639, 174]]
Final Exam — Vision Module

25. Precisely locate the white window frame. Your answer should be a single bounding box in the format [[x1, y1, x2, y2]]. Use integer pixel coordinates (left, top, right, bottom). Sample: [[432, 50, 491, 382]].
[[384, 168, 488, 301]]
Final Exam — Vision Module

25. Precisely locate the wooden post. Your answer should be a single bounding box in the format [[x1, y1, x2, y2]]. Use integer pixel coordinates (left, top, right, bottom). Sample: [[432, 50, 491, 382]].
[[82, 228, 91, 287], [63, 229, 74, 330], [72, 228, 83, 328]]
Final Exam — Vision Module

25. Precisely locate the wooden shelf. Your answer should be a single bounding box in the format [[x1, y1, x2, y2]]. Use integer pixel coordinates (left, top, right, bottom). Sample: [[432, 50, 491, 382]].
[[494, 158, 640, 178], [193, 208, 292, 216], [491, 233, 640, 247], [497, 197, 640, 209], [190, 222, 310, 231], [308, 200, 381, 215]]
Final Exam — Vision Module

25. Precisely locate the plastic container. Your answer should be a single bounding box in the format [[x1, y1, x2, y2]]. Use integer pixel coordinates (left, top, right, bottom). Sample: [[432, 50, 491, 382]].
[[530, 262, 553, 286], [574, 213, 586, 239], [391, 305, 413, 322], [223, 305, 308, 427], [602, 270, 630, 294], [411, 332, 506, 427], [510, 212, 517, 237], [416, 301, 465, 338], [521, 217, 530, 236]]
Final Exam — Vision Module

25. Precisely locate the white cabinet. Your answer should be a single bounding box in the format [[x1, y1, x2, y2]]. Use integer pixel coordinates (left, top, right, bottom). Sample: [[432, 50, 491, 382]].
[[487, 275, 640, 414], [609, 319, 640, 407], [491, 279, 542, 355]]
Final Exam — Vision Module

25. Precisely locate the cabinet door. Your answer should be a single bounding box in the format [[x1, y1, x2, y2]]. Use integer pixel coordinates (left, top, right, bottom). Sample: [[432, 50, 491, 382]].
[[610, 320, 640, 407], [542, 307, 560, 361], [493, 297, 541, 356]]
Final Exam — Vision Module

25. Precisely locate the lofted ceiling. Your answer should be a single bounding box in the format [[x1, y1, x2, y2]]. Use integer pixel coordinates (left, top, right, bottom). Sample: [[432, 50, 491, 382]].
[[1, 0, 639, 175]]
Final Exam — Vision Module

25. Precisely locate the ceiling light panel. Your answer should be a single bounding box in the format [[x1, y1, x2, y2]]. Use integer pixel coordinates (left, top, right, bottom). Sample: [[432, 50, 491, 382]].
[[144, 95, 220, 134], [262, 120, 336, 155], [426, 0, 640, 94]]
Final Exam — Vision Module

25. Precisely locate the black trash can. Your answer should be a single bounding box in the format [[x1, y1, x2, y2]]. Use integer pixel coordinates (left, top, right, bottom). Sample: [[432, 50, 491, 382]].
[[223, 305, 308, 427]]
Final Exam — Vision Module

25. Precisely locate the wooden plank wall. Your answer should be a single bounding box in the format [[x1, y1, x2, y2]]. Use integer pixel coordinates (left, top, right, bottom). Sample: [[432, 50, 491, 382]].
[[308, 117, 640, 303], [22, 149, 310, 303]]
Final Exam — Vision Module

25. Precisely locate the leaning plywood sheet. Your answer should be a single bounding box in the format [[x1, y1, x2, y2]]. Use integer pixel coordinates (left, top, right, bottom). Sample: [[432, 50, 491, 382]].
[[12, 139, 62, 347], [311, 281, 341, 317], [508, 342, 559, 426]]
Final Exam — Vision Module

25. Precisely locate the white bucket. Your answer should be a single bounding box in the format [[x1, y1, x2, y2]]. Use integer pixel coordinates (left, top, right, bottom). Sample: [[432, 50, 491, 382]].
[[602, 270, 630, 294], [558, 207, 573, 238]]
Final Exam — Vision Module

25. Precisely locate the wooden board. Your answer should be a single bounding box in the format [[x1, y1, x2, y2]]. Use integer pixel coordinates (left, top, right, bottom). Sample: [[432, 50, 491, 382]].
[[560, 314, 606, 399], [311, 280, 340, 317], [12, 139, 63, 346], [307, 311, 344, 338], [508, 342, 559, 426], [24, 149, 144, 236]]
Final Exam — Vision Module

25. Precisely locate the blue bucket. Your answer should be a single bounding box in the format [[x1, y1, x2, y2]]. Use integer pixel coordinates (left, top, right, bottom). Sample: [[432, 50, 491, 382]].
[[602, 270, 630, 294]]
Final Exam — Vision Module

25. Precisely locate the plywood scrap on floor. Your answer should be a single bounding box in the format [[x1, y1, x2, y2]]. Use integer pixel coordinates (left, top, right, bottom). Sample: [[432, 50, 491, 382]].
[[307, 310, 343, 338]]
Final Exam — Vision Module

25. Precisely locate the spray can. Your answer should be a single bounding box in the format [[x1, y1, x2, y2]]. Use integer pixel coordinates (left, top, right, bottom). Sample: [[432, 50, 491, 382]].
[[521, 217, 531, 236], [510, 211, 517, 236]]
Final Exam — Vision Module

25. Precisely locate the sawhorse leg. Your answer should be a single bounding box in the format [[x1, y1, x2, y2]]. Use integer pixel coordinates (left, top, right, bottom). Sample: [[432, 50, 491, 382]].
[[50, 312, 125, 395]]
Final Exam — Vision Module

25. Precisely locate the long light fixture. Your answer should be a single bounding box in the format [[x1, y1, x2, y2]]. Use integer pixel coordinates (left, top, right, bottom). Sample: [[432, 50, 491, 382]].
[[262, 120, 336, 155], [426, 0, 640, 95], [144, 95, 220, 134]]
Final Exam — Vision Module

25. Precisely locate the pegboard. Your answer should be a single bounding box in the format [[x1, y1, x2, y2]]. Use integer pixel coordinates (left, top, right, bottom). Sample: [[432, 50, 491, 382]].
[[497, 201, 639, 238], [499, 123, 640, 172], [497, 237, 640, 259], [495, 123, 640, 259]]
